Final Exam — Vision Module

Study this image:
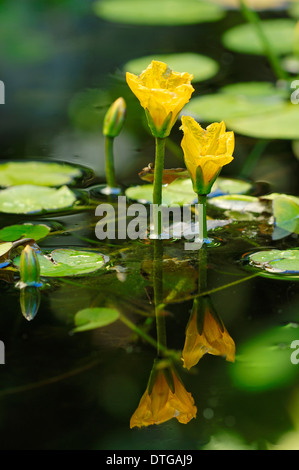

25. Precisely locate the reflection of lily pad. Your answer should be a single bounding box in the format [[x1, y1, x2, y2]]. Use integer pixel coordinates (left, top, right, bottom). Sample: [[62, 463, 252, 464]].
[[0, 185, 77, 214], [124, 53, 219, 83], [14, 249, 108, 277], [0, 224, 51, 242], [248, 249, 299, 279], [0, 161, 83, 187], [93, 0, 225, 25], [222, 19, 297, 56], [73, 307, 120, 333]]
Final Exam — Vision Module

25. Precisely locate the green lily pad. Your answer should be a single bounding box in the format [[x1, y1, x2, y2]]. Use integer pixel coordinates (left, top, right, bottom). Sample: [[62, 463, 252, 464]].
[[248, 249, 299, 278], [184, 81, 287, 124], [124, 53, 219, 83], [93, 0, 225, 25], [0, 185, 77, 214], [272, 195, 299, 235], [0, 224, 51, 242], [222, 19, 297, 56], [208, 194, 267, 213], [14, 249, 108, 277], [126, 177, 252, 206], [0, 161, 83, 187], [227, 104, 299, 140], [0, 242, 13, 258], [73, 307, 120, 333]]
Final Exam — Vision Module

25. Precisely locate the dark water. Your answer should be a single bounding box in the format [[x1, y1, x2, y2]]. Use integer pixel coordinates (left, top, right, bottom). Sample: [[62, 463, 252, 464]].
[[0, 0, 298, 450]]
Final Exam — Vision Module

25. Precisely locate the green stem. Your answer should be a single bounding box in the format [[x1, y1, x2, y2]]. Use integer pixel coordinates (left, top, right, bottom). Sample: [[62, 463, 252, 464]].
[[239, 0, 289, 81], [153, 239, 166, 357], [197, 194, 208, 242], [153, 137, 166, 236], [105, 136, 117, 188], [239, 139, 269, 178]]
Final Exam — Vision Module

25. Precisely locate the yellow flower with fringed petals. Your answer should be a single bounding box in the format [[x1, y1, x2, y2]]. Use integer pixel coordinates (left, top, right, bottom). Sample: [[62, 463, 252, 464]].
[[180, 116, 235, 195], [126, 61, 194, 138], [130, 364, 197, 428], [182, 297, 235, 370]]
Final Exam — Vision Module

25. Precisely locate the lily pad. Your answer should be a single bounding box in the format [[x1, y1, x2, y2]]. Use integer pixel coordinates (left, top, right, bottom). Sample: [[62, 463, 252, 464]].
[[124, 53, 219, 83], [0, 161, 83, 187], [0, 185, 77, 214], [14, 249, 108, 277], [0, 224, 51, 242], [73, 307, 120, 333], [93, 0, 225, 25], [208, 194, 267, 213], [222, 19, 297, 56], [183, 81, 287, 124], [0, 242, 13, 268], [248, 249, 299, 279], [272, 195, 299, 235]]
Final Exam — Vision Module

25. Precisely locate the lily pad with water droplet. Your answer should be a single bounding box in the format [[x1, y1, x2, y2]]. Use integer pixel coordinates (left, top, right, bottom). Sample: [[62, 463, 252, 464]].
[[222, 19, 297, 56], [0, 185, 78, 214], [0, 161, 85, 187], [93, 0, 225, 26], [124, 53, 219, 83], [248, 249, 299, 279], [0, 224, 51, 242], [73, 307, 120, 333], [14, 249, 108, 277]]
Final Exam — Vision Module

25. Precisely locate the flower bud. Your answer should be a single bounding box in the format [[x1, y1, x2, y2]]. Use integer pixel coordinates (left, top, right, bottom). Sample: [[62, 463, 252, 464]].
[[19, 245, 42, 287], [103, 97, 126, 138]]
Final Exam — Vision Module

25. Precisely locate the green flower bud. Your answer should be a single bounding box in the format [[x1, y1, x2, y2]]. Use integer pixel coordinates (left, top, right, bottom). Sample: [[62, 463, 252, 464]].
[[19, 245, 42, 287], [103, 97, 126, 138]]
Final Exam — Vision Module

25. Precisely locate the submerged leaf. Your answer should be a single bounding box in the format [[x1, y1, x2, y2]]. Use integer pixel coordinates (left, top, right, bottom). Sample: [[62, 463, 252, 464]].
[[73, 307, 120, 332]]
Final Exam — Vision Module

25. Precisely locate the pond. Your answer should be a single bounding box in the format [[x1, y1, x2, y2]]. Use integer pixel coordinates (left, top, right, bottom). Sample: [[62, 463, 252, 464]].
[[0, 0, 299, 451]]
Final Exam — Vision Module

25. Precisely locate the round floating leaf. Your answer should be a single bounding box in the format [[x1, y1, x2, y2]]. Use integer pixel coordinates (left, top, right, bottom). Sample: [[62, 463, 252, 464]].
[[126, 179, 196, 205], [14, 249, 108, 277], [0, 224, 51, 242], [212, 177, 252, 196], [0, 161, 83, 187], [208, 194, 267, 213], [0, 185, 77, 214], [213, 0, 290, 9], [124, 53, 219, 83], [248, 249, 299, 279], [231, 323, 299, 391], [273, 195, 299, 234], [0, 242, 13, 258], [184, 81, 287, 123], [73, 307, 120, 333], [93, 0, 225, 25], [227, 104, 299, 140], [222, 19, 297, 56]]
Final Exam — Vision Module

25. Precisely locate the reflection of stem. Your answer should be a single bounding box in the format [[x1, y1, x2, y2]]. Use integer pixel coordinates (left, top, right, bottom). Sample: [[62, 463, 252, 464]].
[[153, 138, 166, 236], [239, 139, 269, 178], [153, 239, 166, 357], [239, 0, 288, 81], [197, 194, 208, 242], [105, 136, 117, 188]]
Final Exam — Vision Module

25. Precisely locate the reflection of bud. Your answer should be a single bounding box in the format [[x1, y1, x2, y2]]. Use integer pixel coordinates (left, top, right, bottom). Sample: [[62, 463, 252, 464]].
[[130, 360, 197, 428], [20, 286, 41, 321], [19, 245, 42, 287], [103, 97, 126, 138], [182, 296, 235, 370]]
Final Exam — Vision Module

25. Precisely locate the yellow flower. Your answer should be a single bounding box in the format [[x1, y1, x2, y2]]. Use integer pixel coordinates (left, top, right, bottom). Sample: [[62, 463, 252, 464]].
[[130, 364, 197, 428], [182, 297, 235, 370], [180, 115, 235, 195], [126, 61, 194, 138]]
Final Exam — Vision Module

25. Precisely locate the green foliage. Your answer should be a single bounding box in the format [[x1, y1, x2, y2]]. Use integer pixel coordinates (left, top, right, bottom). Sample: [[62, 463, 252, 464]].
[[73, 307, 120, 332]]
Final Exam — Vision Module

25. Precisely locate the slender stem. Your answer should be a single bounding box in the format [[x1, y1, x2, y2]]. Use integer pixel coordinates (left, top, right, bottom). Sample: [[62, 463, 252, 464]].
[[239, 139, 269, 178], [153, 137, 166, 236], [153, 239, 166, 357], [105, 136, 117, 188], [239, 0, 289, 81], [197, 194, 207, 242]]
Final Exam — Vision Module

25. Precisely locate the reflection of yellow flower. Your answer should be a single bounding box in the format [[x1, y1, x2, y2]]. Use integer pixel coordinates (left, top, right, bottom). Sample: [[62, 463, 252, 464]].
[[182, 297, 235, 370], [126, 61, 194, 138], [180, 116, 235, 195], [130, 364, 197, 428]]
